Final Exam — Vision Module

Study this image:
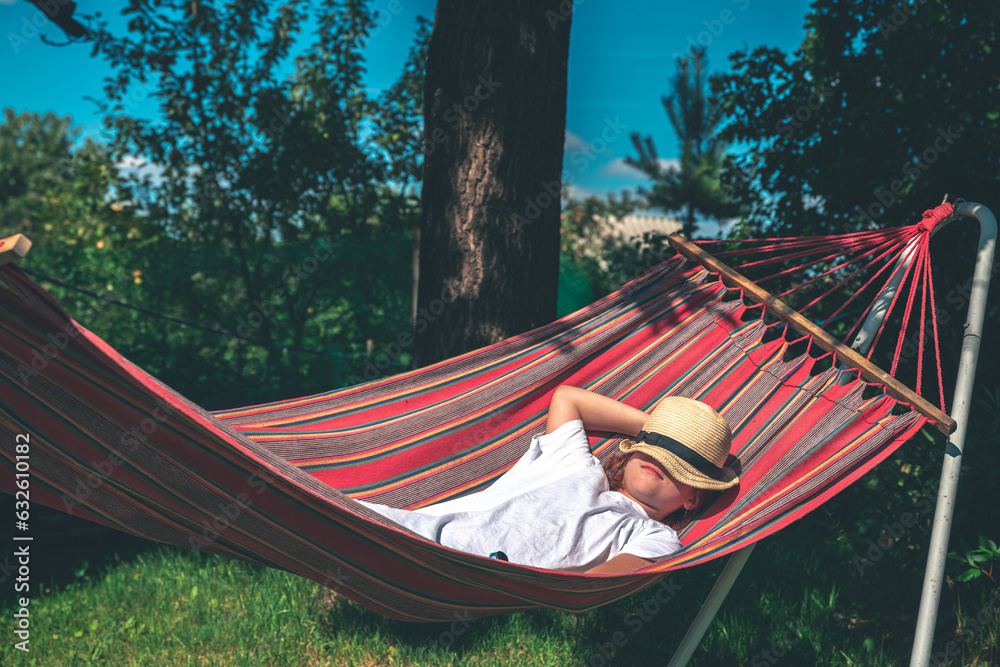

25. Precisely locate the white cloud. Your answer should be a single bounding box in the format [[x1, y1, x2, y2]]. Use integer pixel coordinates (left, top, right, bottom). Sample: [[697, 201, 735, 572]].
[[599, 158, 642, 178], [564, 130, 588, 153], [564, 183, 600, 201], [656, 158, 681, 174], [599, 157, 679, 179]]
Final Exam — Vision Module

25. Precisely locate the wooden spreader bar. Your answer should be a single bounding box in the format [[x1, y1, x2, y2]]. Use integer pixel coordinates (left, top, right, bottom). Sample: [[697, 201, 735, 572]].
[[667, 234, 956, 435], [0, 234, 32, 266]]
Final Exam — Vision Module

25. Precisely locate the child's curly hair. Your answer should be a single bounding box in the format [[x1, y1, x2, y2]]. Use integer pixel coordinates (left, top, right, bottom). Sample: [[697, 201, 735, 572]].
[[601, 446, 719, 531]]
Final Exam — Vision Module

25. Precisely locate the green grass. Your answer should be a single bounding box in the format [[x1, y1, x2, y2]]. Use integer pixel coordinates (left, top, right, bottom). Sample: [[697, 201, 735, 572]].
[[3, 513, 998, 666]]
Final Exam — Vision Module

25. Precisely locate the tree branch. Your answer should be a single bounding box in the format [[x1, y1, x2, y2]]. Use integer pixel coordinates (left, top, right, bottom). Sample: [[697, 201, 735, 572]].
[[26, 0, 89, 39]]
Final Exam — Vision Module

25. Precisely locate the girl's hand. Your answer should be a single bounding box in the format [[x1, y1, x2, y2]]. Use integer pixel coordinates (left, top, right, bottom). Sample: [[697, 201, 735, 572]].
[[546, 385, 648, 436]]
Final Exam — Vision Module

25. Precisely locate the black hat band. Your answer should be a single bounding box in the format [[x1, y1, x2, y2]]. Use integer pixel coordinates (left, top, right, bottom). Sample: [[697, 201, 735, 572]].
[[635, 430, 729, 482]]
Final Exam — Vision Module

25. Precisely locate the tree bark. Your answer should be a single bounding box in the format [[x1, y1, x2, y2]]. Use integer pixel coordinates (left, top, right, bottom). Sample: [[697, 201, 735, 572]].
[[414, 0, 572, 367]]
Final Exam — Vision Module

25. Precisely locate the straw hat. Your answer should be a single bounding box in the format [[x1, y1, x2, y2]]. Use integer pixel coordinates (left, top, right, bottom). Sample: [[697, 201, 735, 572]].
[[619, 396, 738, 491]]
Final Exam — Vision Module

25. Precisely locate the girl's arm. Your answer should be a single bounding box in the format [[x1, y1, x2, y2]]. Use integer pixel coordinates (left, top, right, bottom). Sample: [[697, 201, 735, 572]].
[[545, 385, 648, 436], [585, 553, 657, 574]]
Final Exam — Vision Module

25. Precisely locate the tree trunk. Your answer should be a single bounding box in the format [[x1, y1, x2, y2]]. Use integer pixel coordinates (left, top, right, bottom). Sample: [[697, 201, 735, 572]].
[[414, 0, 572, 367]]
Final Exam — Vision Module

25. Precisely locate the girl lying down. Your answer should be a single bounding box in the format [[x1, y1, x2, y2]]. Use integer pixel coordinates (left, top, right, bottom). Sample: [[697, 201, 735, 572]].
[[358, 385, 738, 575]]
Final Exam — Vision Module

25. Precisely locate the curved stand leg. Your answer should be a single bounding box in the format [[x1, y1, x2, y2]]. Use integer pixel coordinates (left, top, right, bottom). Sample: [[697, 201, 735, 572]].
[[910, 202, 996, 667], [666, 544, 755, 667]]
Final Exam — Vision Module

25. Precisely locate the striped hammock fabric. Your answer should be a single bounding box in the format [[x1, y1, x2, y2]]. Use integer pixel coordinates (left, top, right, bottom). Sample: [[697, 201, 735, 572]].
[[0, 253, 926, 621]]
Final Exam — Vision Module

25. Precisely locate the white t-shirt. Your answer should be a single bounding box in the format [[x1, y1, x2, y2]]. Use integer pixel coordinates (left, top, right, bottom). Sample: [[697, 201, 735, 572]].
[[357, 419, 682, 572]]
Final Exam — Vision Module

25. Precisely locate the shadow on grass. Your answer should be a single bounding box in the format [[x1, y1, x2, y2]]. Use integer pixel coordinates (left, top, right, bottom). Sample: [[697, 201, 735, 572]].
[[309, 558, 727, 665], [315, 588, 517, 657]]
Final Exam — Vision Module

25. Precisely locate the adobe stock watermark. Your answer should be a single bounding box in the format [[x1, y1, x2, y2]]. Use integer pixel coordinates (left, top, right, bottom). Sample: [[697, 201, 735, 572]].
[[0, 554, 16, 587], [566, 117, 630, 174], [249, 107, 292, 151], [586, 575, 683, 667], [545, 0, 587, 30], [858, 126, 961, 225], [852, 479, 940, 576], [509, 116, 629, 232], [931, 589, 1000, 666], [222, 239, 339, 342], [748, 621, 802, 667], [319, 565, 352, 594], [418, 610, 479, 652], [775, 83, 834, 140], [98, 84, 152, 145], [59, 400, 176, 513], [16, 270, 136, 388], [425, 72, 503, 158], [185, 62, 295, 153], [508, 178, 563, 233], [7, 0, 78, 54], [888, 253, 1000, 370], [189, 102, 294, 198], [110, 78, 289, 196], [187, 467, 276, 552], [350, 279, 458, 384], [877, 0, 931, 41], [672, 0, 753, 61], [369, 0, 416, 37], [721, 82, 834, 204]]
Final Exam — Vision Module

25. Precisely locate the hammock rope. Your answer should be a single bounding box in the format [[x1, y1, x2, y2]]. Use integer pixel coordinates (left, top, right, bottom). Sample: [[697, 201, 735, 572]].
[[864, 243, 917, 362], [923, 243, 947, 410], [799, 238, 906, 316], [696, 203, 953, 412], [775, 234, 911, 302]]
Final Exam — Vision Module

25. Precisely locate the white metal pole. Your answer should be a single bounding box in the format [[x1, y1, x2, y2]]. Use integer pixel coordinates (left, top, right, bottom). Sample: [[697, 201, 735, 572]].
[[666, 544, 755, 667], [910, 202, 997, 667]]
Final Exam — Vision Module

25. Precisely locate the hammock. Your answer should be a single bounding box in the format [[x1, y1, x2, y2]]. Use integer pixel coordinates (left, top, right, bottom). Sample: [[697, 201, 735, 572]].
[[0, 216, 950, 622]]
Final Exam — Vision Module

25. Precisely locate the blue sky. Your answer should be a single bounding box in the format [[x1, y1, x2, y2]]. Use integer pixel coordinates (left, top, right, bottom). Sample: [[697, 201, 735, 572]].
[[1, 0, 814, 203]]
